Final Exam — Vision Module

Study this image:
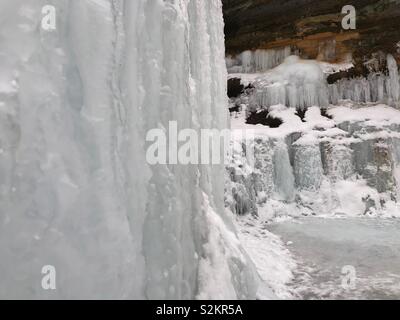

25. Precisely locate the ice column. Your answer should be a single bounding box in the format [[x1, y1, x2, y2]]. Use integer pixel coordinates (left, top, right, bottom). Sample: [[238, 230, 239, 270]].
[[387, 54, 400, 105], [0, 0, 259, 300]]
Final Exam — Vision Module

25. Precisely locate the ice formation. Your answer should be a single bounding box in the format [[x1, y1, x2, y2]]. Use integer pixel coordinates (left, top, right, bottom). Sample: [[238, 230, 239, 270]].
[[225, 51, 400, 300], [328, 56, 400, 107], [251, 56, 329, 110], [0, 0, 261, 299], [227, 105, 400, 219], [387, 54, 400, 104], [226, 47, 292, 73], [249, 55, 400, 110]]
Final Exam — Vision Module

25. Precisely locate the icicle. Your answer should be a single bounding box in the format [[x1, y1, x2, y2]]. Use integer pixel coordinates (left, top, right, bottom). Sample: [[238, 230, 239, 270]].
[[387, 54, 400, 105], [227, 47, 292, 73], [273, 141, 295, 202], [252, 56, 329, 109]]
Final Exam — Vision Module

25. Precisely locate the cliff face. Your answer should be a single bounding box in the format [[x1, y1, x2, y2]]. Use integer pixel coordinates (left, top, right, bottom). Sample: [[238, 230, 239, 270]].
[[223, 0, 400, 69]]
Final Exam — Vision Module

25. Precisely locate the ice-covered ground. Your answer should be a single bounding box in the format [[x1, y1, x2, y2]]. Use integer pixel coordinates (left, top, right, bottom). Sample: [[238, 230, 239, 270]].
[[235, 214, 400, 299], [234, 214, 297, 299], [268, 216, 400, 299]]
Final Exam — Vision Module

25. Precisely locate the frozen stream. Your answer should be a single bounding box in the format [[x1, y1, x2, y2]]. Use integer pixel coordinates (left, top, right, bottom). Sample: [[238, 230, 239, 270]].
[[267, 217, 400, 299]]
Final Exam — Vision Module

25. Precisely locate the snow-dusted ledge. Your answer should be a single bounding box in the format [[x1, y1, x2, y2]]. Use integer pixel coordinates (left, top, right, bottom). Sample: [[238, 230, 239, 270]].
[[227, 104, 400, 219]]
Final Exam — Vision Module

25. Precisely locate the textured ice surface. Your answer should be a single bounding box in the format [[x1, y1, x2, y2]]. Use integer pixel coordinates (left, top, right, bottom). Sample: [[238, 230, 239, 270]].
[[268, 217, 400, 299], [252, 56, 329, 110], [328, 57, 400, 107], [0, 0, 261, 299], [227, 104, 400, 219], [248, 55, 400, 110], [387, 54, 400, 105], [226, 47, 292, 73], [235, 214, 296, 299], [226, 53, 400, 299]]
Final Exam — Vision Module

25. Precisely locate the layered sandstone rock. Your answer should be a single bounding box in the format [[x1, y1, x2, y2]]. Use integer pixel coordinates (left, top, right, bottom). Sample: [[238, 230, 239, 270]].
[[223, 0, 400, 70]]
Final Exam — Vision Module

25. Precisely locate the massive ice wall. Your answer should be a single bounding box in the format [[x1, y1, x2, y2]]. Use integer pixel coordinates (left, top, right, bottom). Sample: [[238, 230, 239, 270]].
[[0, 0, 259, 299]]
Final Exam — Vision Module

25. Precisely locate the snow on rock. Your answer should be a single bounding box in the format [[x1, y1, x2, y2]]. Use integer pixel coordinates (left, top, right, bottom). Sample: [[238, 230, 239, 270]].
[[234, 214, 297, 299], [226, 47, 292, 74], [243, 54, 400, 110], [226, 104, 400, 219], [318, 61, 354, 74], [251, 56, 329, 110], [0, 0, 260, 300]]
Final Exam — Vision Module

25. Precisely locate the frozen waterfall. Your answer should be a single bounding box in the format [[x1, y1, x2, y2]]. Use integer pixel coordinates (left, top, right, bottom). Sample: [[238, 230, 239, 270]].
[[328, 56, 400, 107], [249, 55, 400, 110], [227, 105, 400, 219], [0, 0, 261, 299], [226, 47, 292, 73], [387, 53, 400, 104]]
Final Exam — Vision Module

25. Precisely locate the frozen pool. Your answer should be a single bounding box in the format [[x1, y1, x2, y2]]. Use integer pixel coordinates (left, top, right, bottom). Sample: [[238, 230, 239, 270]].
[[267, 217, 400, 299]]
